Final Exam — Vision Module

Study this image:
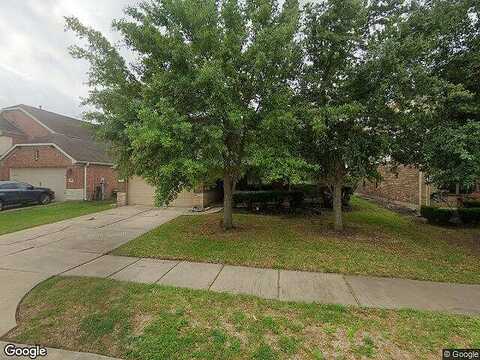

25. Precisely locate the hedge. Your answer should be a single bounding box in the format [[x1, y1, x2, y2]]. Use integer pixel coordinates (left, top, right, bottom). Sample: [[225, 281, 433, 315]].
[[463, 200, 480, 208], [458, 208, 480, 224], [420, 206, 455, 225], [233, 191, 304, 209], [421, 206, 480, 225]]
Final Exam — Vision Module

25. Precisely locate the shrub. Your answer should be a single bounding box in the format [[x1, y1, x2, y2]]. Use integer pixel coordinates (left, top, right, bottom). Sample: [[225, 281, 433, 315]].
[[420, 206, 455, 225], [458, 208, 480, 225], [291, 184, 319, 198], [463, 200, 480, 208], [319, 186, 354, 209], [233, 191, 304, 210]]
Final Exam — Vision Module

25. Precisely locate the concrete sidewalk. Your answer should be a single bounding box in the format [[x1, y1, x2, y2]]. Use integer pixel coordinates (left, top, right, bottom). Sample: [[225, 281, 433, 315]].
[[1, 205, 479, 359], [0, 205, 184, 339], [62, 256, 480, 316]]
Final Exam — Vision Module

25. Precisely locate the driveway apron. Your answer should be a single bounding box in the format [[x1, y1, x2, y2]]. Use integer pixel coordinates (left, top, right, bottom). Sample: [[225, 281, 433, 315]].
[[0, 206, 183, 337]]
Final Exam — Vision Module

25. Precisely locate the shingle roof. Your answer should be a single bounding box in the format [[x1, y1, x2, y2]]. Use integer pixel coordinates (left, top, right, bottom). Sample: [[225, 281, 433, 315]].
[[15, 104, 96, 140], [22, 133, 113, 163], [0, 112, 24, 136], [1, 104, 113, 164]]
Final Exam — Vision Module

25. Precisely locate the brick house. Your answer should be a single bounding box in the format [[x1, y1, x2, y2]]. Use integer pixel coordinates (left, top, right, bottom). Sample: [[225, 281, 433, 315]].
[[357, 165, 480, 209], [0, 104, 124, 201]]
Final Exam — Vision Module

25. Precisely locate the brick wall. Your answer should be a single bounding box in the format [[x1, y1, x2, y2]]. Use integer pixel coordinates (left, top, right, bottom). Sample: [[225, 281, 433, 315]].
[[357, 165, 421, 206], [85, 164, 125, 200], [66, 165, 84, 189], [2, 110, 51, 139], [0, 145, 124, 201], [0, 145, 72, 180]]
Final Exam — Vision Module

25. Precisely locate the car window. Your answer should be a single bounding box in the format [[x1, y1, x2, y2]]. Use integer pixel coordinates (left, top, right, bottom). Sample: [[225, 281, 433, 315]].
[[0, 183, 18, 189]]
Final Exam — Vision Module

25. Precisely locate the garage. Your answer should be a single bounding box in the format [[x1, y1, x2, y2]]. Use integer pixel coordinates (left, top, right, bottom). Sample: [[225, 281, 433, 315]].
[[10, 168, 67, 202], [127, 176, 155, 206], [127, 176, 206, 208]]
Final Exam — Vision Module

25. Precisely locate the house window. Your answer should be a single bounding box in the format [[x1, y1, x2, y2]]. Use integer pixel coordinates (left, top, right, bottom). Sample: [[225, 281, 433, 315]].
[[34, 149, 39, 161]]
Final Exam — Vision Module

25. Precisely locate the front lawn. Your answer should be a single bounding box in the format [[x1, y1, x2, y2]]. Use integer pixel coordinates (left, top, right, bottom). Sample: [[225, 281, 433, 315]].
[[113, 197, 480, 284], [0, 201, 114, 236], [5, 277, 479, 359]]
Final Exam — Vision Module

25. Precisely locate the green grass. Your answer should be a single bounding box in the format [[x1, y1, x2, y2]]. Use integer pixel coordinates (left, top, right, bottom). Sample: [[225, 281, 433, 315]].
[[0, 201, 114, 235], [5, 277, 480, 359], [113, 197, 480, 284]]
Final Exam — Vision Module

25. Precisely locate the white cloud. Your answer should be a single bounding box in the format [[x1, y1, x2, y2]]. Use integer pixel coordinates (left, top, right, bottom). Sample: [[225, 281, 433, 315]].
[[0, 0, 138, 118], [0, 0, 314, 118]]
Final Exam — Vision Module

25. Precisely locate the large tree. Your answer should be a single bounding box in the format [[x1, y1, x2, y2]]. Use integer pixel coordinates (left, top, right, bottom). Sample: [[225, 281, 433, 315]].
[[284, 0, 400, 231], [66, 0, 300, 229], [385, 0, 480, 191]]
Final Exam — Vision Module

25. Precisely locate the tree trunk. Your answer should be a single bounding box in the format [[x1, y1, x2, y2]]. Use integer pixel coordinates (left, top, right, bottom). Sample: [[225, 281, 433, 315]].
[[223, 173, 234, 230], [333, 179, 344, 232]]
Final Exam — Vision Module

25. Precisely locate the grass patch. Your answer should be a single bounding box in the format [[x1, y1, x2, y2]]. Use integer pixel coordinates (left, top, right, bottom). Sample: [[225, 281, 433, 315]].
[[0, 201, 114, 235], [113, 197, 480, 284], [5, 277, 480, 359]]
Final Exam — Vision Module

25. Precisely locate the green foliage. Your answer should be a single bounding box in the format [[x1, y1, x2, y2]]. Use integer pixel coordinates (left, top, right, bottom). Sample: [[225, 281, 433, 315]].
[[458, 208, 480, 225], [233, 190, 304, 209], [382, 0, 480, 189], [420, 205, 480, 226], [0, 201, 113, 236], [66, 0, 300, 210], [255, 0, 401, 230], [318, 186, 354, 208], [114, 197, 480, 284], [463, 200, 480, 209], [420, 206, 455, 225]]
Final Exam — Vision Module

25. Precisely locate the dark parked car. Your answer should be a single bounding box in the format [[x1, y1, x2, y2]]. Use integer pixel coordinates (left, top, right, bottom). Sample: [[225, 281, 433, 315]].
[[0, 181, 55, 211]]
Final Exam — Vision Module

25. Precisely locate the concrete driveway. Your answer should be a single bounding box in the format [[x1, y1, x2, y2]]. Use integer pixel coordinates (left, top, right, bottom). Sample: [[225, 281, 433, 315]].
[[0, 206, 183, 338]]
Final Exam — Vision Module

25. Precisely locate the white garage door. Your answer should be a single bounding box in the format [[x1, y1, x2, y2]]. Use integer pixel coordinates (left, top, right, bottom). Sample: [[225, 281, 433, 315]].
[[127, 176, 200, 207], [10, 168, 67, 202], [127, 176, 155, 206]]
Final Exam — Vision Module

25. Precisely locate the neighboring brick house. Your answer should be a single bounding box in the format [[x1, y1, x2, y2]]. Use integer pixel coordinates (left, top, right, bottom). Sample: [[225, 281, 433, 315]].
[[357, 165, 432, 209], [357, 165, 480, 209], [0, 104, 124, 201]]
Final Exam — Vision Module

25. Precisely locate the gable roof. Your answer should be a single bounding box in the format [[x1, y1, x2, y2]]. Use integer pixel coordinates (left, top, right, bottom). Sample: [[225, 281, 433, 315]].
[[3, 104, 97, 140], [0, 104, 113, 165], [0, 112, 24, 136]]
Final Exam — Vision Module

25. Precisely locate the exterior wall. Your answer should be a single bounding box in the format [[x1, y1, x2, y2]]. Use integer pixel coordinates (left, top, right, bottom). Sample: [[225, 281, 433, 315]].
[[117, 192, 127, 207], [85, 164, 125, 200], [0, 145, 122, 201], [0, 145, 72, 181], [126, 176, 220, 208], [0, 136, 12, 155], [66, 165, 84, 190], [201, 190, 223, 207], [65, 189, 84, 200], [1, 110, 51, 139], [357, 165, 423, 208]]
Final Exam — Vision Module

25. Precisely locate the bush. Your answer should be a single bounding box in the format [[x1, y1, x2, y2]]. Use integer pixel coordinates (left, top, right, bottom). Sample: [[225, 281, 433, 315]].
[[463, 200, 480, 208], [319, 186, 354, 209], [233, 191, 304, 210], [291, 184, 319, 198], [420, 206, 455, 225], [458, 208, 480, 224]]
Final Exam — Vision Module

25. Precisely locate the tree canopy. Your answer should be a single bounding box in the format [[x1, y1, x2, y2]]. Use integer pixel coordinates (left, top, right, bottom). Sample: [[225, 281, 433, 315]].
[[66, 0, 301, 229], [67, 0, 479, 232], [381, 0, 480, 189]]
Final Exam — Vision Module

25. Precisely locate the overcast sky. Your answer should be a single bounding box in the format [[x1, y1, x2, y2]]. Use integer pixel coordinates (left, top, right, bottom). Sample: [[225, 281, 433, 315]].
[[0, 0, 140, 118], [0, 0, 309, 119]]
